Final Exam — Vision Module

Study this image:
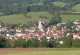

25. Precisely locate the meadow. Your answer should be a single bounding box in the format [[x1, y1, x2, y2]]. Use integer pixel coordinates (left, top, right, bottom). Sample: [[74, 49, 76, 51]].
[[1, 48, 80, 55], [0, 12, 80, 24], [0, 12, 53, 24]]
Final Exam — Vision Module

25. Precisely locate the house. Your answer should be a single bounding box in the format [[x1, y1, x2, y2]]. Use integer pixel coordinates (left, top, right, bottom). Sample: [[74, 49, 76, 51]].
[[16, 29, 22, 33], [38, 20, 44, 32], [24, 27, 35, 33], [73, 32, 80, 40], [73, 20, 80, 31]]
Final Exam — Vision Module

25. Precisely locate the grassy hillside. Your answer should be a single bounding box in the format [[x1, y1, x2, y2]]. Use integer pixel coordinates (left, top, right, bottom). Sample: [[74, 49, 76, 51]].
[[72, 4, 80, 12], [0, 12, 80, 24], [0, 12, 53, 24], [61, 15, 80, 22]]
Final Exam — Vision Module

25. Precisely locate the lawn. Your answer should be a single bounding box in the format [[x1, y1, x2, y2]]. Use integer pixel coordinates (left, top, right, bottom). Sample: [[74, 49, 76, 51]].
[[1, 48, 80, 55]]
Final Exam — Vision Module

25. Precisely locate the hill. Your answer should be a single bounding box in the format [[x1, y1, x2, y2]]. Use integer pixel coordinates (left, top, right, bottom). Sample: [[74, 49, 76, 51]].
[[0, 12, 80, 25], [0, 12, 53, 24]]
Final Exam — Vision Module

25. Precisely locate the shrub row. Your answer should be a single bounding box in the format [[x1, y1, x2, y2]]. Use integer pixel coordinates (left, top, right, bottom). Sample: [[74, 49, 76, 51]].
[[0, 37, 80, 48]]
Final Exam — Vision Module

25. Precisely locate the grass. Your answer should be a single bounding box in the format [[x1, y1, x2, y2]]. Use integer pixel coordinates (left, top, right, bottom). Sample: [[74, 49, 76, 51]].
[[0, 12, 53, 24], [0, 11, 80, 24], [72, 4, 80, 12], [61, 15, 80, 22], [1, 48, 80, 55]]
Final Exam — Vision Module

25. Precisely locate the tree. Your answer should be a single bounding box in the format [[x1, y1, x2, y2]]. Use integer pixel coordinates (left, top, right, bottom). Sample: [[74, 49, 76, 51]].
[[49, 15, 62, 25], [15, 39, 26, 48], [48, 37, 56, 48], [66, 20, 74, 30], [40, 37, 48, 47], [0, 37, 14, 48], [26, 39, 33, 48], [0, 37, 7, 48], [30, 37, 39, 48]]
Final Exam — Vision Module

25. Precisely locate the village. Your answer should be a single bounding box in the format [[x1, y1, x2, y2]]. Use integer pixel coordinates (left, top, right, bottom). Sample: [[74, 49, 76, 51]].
[[0, 19, 80, 41]]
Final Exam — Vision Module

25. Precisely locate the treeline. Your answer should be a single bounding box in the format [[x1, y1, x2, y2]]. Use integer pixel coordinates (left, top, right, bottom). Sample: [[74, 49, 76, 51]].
[[0, 37, 55, 48], [0, 36, 80, 48]]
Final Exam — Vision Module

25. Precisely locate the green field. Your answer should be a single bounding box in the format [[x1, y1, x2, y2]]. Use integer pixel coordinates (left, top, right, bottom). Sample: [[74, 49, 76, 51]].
[[61, 15, 80, 22], [1, 48, 80, 55], [0, 12, 80, 24], [72, 4, 80, 12], [0, 12, 53, 24]]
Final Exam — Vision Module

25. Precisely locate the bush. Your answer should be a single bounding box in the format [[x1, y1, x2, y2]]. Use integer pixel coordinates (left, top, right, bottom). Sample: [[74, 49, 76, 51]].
[[15, 39, 26, 48], [0, 38, 7, 48], [72, 39, 80, 48], [40, 37, 48, 48], [0, 37, 15, 48], [30, 37, 39, 48], [49, 16, 62, 25], [48, 38, 57, 48], [2, 36, 80, 48], [57, 37, 72, 48]]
